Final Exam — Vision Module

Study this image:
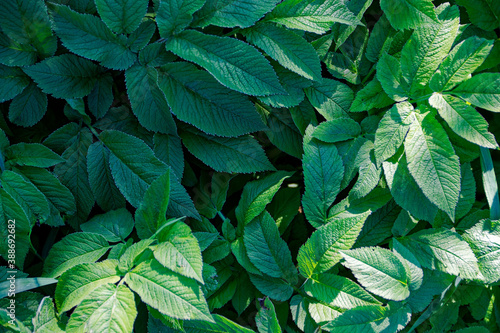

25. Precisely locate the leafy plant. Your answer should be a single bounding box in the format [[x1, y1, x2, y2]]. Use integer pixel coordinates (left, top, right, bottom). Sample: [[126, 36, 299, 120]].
[[0, 0, 500, 332]]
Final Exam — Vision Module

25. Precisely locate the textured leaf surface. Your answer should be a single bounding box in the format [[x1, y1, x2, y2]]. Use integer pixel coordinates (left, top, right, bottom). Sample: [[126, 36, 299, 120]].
[[80, 209, 133, 243], [350, 78, 394, 112], [183, 314, 255, 333], [95, 0, 148, 34], [451, 73, 500, 112], [256, 298, 281, 333], [305, 78, 353, 120], [8, 82, 48, 127], [380, 0, 437, 30], [6, 143, 63, 168], [157, 0, 205, 36], [312, 118, 361, 143], [0, 65, 29, 103], [376, 53, 408, 102]]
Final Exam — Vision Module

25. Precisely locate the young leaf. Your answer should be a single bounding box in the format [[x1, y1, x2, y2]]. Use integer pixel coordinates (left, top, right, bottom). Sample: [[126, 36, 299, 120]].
[[94, 0, 148, 34], [341, 247, 410, 301], [450, 73, 500, 112], [380, 0, 437, 30], [165, 30, 285, 96], [350, 78, 394, 112], [256, 298, 282, 333], [80, 208, 134, 243], [156, 0, 205, 37]]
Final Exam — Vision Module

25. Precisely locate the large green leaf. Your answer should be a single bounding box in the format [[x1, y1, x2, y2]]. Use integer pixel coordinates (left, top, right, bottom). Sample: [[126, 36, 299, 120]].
[[341, 247, 410, 301], [157, 0, 205, 36], [95, 0, 148, 34], [244, 212, 297, 284], [450, 73, 500, 112], [243, 22, 322, 81], [158, 62, 265, 137], [153, 133, 184, 179], [312, 118, 361, 143], [180, 128, 275, 173], [165, 30, 284, 96], [6, 143, 63, 169], [256, 298, 281, 333], [404, 111, 461, 220], [32, 297, 64, 333], [380, 0, 437, 30], [248, 273, 293, 302], [0, 65, 29, 103], [350, 78, 393, 112], [429, 37, 494, 92], [265, 0, 360, 34], [55, 260, 120, 313], [400, 5, 460, 95], [0, 32, 36, 67], [80, 209, 133, 243], [125, 64, 177, 135], [125, 259, 213, 322], [302, 125, 344, 227], [8, 82, 48, 127], [376, 53, 408, 102], [305, 78, 353, 120], [455, 0, 500, 31], [23, 54, 99, 99], [429, 93, 498, 149], [66, 283, 137, 332], [297, 213, 369, 278]]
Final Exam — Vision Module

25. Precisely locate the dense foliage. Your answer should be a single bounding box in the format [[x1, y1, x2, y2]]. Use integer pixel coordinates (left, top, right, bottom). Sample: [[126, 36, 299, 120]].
[[0, 0, 500, 332]]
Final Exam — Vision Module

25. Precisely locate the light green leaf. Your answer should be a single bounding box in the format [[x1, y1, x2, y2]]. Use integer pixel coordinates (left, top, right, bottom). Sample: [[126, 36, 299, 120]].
[[23, 54, 99, 99], [302, 125, 344, 227], [463, 219, 500, 283], [51, 4, 136, 70], [398, 228, 480, 280], [125, 259, 213, 322], [95, 0, 148, 34], [290, 295, 319, 331], [0, 65, 29, 103], [81, 209, 134, 243], [401, 5, 460, 95], [235, 171, 293, 227], [380, 0, 437, 30], [125, 64, 177, 135], [256, 298, 281, 333], [297, 212, 369, 278], [165, 30, 284, 96], [350, 78, 393, 112], [183, 314, 255, 333], [312, 118, 361, 143], [265, 0, 360, 34], [118, 239, 155, 273], [32, 297, 64, 333], [376, 53, 408, 102], [0, 278, 57, 298], [451, 73, 500, 112], [341, 247, 410, 301], [244, 212, 297, 284], [404, 111, 461, 220], [392, 238, 423, 291], [305, 78, 353, 120], [374, 102, 413, 165], [157, 0, 205, 36], [180, 127, 275, 173], [66, 283, 137, 333], [304, 273, 381, 309], [430, 37, 494, 92], [8, 82, 48, 127], [55, 260, 120, 313], [43, 232, 110, 278], [158, 62, 265, 137], [429, 93, 498, 149], [243, 22, 321, 81]]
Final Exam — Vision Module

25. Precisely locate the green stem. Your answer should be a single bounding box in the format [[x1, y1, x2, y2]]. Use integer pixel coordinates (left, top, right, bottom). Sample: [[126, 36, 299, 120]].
[[222, 28, 241, 37]]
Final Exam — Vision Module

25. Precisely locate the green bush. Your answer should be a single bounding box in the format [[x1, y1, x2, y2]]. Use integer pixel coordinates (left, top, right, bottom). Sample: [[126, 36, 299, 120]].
[[0, 0, 500, 332]]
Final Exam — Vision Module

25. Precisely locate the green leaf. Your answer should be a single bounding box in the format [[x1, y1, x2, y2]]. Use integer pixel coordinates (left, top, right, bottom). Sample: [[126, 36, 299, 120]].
[[66, 284, 137, 332], [430, 37, 494, 92], [451, 73, 500, 112], [401, 5, 460, 95], [265, 0, 360, 34], [248, 273, 293, 302], [341, 247, 410, 301], [0, 32, 36, 67], [5, 143, 63, 168], [429, 93, 498, 149], [167, 173, 202, 221], [404, 111, 461, 220], [455, 0, 500, 31], [51, 4, 136, 70], [297, 212, 369, 278], [165, 30, 284, 96], [23, 54, 99, 99], [95, 0, 148, 34], [304, 273, 381, 309], [157, 0, 205, 36], [305, 78, 353, 120], [243, 22, 322, 81], [154, 133, 184, 179], [312, 118, 361, 143], [350, 78, 394, 112], [125, 64, 177, 135], [183, 314, 255, 333], [100, 130, 169, 208], [302, 125, 344, 227], [158, 62, 265, 137], [180, 127, 275, 173], [8, 82, 48, 127], [374, 102, 413, 165], [244, 212, 297, 284], [398, 228, 480, 280], [81, 208, 134, 243], [380, 0, 437, 30], [259, 64, 311, 108], [127, 21, 156, 52], [88, 74, 114, 119], [290, 295, 319, 331], [125, 259, 213, 322], [463, 219, 500, 283], [392, 238, 424, 291], [32, 297, 64, 333], [118, 238, 155, 273], [376, 53, 408, 102], [43, 232, 110, 278], [354, 200, 400, 247], [235, 171, 293, 227], [193, 0, 279, 28], [256, 298, 281, 333], [0, 65, 29, 103], [0, 278, 57, 298], [87, 142, 126, 211], [55, 260, 120, 313]]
